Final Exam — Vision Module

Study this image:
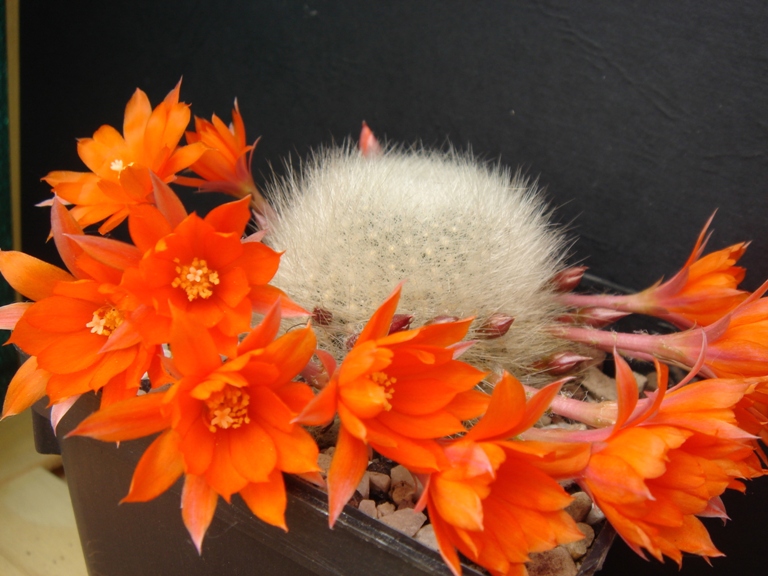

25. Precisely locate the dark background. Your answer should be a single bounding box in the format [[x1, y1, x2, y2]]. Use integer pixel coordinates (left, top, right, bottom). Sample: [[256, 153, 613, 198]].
[[18, 1, 768, 574]]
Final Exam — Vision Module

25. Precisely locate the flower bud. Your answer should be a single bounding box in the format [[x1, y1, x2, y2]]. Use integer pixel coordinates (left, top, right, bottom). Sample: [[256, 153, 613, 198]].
[[359, 121, 382, 157], [557, 307, 630, 328], [535, 351, 594, 375], [388, 313, 414, 334], [551, 266, 588, 292], [312, 307, 333, 326], [475, 313, 514, 339], [425, 315, 460, 325]]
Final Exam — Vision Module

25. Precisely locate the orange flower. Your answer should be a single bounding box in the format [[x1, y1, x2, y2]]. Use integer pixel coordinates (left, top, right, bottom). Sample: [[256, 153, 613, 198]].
[[554, 280, 768, 379], [43, 81, 206, 232], [559, 215, 748, 328], [121, 195, 306, 357], [175, 101, 276, 223], [576, 354, 764, 565], [733, 380, 768, 460], [295, 284, 489, 526], [424, 373, 590, 576], [0, 200, 166, 418], [177, 101, 257, 197], [67, 303, 320, 552]]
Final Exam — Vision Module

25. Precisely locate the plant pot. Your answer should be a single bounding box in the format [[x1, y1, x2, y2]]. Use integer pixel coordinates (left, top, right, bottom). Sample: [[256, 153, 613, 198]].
[[31, 393, 614, 576]]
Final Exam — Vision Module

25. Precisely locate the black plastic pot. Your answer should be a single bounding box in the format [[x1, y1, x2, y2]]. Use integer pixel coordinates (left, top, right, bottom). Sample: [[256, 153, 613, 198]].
[[32, 393, 613, 576]]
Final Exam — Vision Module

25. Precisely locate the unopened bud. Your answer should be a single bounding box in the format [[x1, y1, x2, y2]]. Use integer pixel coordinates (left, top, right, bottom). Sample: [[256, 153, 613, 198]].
[[475, 313, 514, 339], [312, 307, 333, 326], [535, 351, 594, 375], [388, 314, 414, 334], [425, 315, 460, 325], [300, 357, 330, 389], [557, 307, 629, 328], [359, 121, 383, 157], [552, 266, 588, 292]]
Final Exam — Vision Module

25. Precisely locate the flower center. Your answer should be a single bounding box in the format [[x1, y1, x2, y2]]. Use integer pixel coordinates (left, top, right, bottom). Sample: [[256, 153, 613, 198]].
[[85, 305, 125, 336], [171, 257, 220, 301], [109, 158, 134, 174], [370, 371, 396, 411], [205, 386, 251, 432]]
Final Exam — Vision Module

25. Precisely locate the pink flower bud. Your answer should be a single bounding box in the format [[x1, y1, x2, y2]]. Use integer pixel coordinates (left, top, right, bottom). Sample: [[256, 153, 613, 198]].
[[557, 307, 630, 328], [388, 314, 414, 334], [425, 315, 461, 325], [312, 307, 333, 326], [552, 266, 588, 292], [535, 351, 594, 375], [475, 313, 514, 339], [359, 121, 382, 157]]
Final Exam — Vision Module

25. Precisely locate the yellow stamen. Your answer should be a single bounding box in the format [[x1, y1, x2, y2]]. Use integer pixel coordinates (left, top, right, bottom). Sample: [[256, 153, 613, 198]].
[[109, 159, 134, 174], [370, 371, 396, 411], [86, 306, 125, 336], [171, 257, 220, 301], [206, 386, 251, 432]]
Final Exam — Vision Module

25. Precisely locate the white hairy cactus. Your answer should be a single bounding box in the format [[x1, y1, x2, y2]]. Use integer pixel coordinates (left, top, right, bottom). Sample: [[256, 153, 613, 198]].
[[264, 144, 574, 379]]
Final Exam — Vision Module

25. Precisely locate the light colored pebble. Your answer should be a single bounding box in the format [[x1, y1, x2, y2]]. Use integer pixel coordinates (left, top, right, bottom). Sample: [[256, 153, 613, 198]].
[[585, 503, 605, 525], [369, 471, 391, 494], [581, 367, 618, 401], [323, 446, 336, 456], [390, 480, 417, 508], [414, 524, 439, 551], [645, 371, 658, 391], [377, 502, 396, 518], [379, 508, 427, 537], [317, 453, 333, 476], [357, 472, 370, 500], [537, 414, 552, 426], [527, 547, 577, 576], [390, 464, 415, 486], [562, 524, 595, 560], [358, 499, 377, 518], [565, 491, 592, 523]]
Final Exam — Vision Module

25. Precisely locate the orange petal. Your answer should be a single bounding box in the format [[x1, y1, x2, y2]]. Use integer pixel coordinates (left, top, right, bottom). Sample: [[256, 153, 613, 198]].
[[0, 302, 31, 330], [239, 469, 288, 531], [464, 372, 526, 442], [65, 234, 142, 271], [123, 430, 184, 502], [237, 299, 282, 354], [249, 285, 309, 317], [204, 432, 248, 499], [1, 356, 49, 418], [50, 198, 88, 279], [432, 475, 485, 531], [428, 511, 463, 576], [150, 172, 188, 228], [443, 389, 492, 421], [181, 474, 219, 554], [204, 196, 252, 235], [229, 421, 278, 483], [169, 308, 223, 376], [377, 409, 466, 439], [357, 283, 403, 343], [262, 422, 320, 475], [0, 251, 75, 301], [67, 392, 169, 441], [515, 379, 565, 436], [294, 376, 339, 427], [327, 425, 369, 527], [128, 204, 174, 253], [613, 351, 639, 432]]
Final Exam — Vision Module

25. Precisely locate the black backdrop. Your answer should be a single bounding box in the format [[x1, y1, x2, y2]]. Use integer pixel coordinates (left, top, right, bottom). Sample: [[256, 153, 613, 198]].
[[19, 1, 768, 574]]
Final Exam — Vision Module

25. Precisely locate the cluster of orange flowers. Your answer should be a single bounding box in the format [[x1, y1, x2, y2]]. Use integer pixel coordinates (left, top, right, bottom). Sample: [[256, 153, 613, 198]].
[[1, 81, 767, 576]]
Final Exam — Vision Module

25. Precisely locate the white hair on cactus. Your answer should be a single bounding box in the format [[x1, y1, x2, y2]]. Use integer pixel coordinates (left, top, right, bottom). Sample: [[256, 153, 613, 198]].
[[264, 144, 573, 379]]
